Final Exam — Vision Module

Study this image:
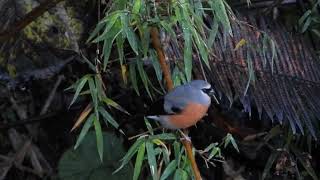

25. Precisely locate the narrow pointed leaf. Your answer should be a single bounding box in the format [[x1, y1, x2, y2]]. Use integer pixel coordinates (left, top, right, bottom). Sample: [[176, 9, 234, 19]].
[[160, 160, 177, 180], [146, 141, 158, 180], [93, 116, 103, 161], [114, 137, 145, 174], [98, 106, 120, 129], [69, 76, 88, 108], [71, 103, 93, 131], [133, 142, 146, 180], [74, 114, 95, 149]]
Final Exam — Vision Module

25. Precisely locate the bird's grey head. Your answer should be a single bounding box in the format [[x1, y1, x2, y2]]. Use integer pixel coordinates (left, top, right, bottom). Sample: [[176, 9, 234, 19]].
[[189, 80, 219, 104]]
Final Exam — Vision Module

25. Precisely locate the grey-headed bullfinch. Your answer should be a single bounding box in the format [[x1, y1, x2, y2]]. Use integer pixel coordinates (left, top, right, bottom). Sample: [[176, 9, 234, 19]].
[[146, 80, 218, 129]]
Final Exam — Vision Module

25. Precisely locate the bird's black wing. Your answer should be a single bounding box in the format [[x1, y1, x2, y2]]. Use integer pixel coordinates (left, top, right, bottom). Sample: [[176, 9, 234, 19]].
[[146, 97, 182, 116]]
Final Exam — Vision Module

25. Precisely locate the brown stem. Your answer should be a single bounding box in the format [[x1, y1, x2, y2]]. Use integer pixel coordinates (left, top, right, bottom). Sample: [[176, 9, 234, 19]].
[[150, 26, 202, 180], [0, 0, 65, 42], [150, 27, 174, 91]]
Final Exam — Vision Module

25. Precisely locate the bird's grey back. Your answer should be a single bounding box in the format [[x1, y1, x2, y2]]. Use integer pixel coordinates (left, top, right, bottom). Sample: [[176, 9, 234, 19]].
[[163, 80, 211, 113]]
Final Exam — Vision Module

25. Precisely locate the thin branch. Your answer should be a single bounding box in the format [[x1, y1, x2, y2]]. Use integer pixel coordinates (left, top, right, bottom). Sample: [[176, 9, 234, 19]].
[[150, 26, 202, 180]]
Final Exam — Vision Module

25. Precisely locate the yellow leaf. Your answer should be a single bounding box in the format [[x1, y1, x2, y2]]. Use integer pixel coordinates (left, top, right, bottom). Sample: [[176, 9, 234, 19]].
[[7, 64, 16, 77], [234, 38, 246, 51], [71, 103, 93, 131], [121, 64, 128, 85]]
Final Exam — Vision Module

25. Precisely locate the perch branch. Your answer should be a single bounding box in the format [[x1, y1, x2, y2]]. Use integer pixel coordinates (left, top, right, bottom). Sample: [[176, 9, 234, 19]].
[[150, 26, 202, 180]]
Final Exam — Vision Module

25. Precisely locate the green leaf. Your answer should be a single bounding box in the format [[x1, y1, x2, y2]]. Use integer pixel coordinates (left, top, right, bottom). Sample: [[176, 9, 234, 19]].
[[133, 142, 146, 180], [298, 10, 312, 26], [87, 22, 106, 43], [262, 151, 279, 180], [173, 168, 188, 180], [126, 26, 139, 55], [59, 132, 133, 180], [209, 0, 232, 36], [95, 75, 104, 101], [193, 29, 210, 68], [69, 76, 89, 108], [270, 39, 276, 73], [146, 141, 158, 180], [93, 116, 103, 161], [102, 97, 130, 115], [88, 77, 99, 122], [301, 16, 312, 33], [160, 20, 177, 41], [150, 50, 163, 83], [129, 62, 140, 95], [160, 160, 177, 180], [98, 106, 120, 129], [74, 113, 95, 149], [114, 137, 145, 174], [208, 147, 221, 160], [291, 147, 319, 180], [144, 117, 154, 135], [116, 35, 125, 65], [132, 0, 142, 14], [208, 20, 219, 47], [136, 58, 152, 99], [182, 20, 193, 82], [94, 13, 120, 42], [149, 133, 177, 141]]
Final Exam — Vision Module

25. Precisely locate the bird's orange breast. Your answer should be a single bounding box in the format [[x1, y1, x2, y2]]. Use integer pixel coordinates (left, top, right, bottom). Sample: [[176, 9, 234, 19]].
[[168, 103, 209, 129]]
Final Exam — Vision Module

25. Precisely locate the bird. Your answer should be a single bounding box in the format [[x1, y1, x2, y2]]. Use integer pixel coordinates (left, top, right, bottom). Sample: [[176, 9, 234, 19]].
[[146, 80, 218, 130]]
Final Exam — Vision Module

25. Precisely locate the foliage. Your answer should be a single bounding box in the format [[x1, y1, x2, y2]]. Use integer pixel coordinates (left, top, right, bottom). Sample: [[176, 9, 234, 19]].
[[68, 0, 235, 178], [260, 127, 319, 180], [298, 0, 320, 37], [58, 131, 133, 180]]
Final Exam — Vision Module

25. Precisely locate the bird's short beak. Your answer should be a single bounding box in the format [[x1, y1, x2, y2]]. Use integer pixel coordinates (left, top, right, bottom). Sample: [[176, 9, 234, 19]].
[[209, 89, 220, 104]]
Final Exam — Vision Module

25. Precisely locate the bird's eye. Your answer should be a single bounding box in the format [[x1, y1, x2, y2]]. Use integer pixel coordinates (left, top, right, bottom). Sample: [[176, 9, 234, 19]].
[[201, 88, 212, 94]]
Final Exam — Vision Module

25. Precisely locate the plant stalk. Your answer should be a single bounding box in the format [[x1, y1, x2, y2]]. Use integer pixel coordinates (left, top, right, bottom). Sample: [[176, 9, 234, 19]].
[[150, 26, 202, 180]]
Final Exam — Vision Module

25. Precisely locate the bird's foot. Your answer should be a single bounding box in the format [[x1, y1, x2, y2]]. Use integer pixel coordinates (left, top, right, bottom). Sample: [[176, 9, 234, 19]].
[[178, 129, 191, 142]]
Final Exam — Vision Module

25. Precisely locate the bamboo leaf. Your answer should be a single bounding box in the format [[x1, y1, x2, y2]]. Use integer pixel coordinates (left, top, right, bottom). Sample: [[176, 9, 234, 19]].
[[208, 20, 219, 47], [129, 62, 140, 95], [114, 137, 145, 174], [136, 58, 152, 99], [98, 106, 120, 129], [298, 10, 312, 26], [149, 133, 177, 141], [234, 38, 247, 51], [182, 20, 192, 82], [173, 169, 188, 180], [102, 97, 130, 115], [132, 0, 142, 14], [93, 116, 103, 161], [74, 114, 95, 149], [88, 77, 99, 122], [133, 142, 146, 180], [71, 103, 93, 131], [93, 13, 120, 42], [291, 147, 319, 180], [146, 141, 158, 180], [262, 151, 279, 180], [160, 160, 177, 180], [69, 75, 89, 108], [116, 35, 125, 65]]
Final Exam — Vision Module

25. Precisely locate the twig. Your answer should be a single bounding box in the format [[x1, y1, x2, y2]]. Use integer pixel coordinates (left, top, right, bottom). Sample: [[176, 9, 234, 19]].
[[150, 26, 202, 180], [40, 75, 64, 115], [128, 127, 162, 140]]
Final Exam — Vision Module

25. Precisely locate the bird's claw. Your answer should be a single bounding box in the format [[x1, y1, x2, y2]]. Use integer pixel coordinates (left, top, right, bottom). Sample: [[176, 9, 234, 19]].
[[178, 129, 191, 142]]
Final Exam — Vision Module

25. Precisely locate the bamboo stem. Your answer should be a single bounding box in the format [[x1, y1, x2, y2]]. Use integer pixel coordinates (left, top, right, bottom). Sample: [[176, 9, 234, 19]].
[[150, 26, 202, 180]]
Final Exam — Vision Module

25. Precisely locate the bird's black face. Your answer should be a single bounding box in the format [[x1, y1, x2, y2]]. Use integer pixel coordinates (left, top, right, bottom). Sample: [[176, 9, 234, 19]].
[[201, 86, 219, 104]]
